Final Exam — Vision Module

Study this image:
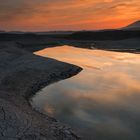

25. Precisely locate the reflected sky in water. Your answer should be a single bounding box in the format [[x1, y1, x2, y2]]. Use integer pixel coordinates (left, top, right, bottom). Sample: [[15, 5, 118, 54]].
[[32, 46, 140, 140]]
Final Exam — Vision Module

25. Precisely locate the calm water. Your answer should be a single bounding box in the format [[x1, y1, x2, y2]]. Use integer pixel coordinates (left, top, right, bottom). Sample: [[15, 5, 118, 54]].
[[32, 45, 140, 140]]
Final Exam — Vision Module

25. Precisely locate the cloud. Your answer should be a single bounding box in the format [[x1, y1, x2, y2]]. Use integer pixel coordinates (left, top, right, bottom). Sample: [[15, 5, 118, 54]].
[[0, 0, 139, 31]]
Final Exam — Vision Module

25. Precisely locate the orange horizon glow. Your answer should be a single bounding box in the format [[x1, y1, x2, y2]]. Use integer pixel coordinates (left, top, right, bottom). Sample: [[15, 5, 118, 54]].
[[0, 0, 140, 31]]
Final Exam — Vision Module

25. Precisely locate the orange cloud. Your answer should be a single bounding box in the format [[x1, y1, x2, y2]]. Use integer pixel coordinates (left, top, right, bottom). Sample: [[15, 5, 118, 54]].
[[0, 0, 140, 31]]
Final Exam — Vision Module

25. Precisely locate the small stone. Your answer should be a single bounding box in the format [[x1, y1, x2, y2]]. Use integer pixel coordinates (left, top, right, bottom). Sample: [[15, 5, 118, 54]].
[[64, 129, 71, 135]]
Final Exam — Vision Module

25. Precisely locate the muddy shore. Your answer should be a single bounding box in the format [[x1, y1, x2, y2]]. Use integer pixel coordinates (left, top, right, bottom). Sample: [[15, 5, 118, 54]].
[[0, 43, 82, 140]]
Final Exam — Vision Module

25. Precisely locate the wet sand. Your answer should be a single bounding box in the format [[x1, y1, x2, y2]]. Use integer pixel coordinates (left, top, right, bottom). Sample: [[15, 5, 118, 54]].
[[0, 44, 82, 140]]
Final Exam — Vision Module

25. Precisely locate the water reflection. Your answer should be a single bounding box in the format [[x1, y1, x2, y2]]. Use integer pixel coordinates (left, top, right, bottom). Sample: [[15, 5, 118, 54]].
[[32, 46, 140, 140]]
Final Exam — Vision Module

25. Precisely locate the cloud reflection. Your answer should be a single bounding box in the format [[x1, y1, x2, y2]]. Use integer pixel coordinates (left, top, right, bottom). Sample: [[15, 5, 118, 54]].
[[33, 46, 140, 139]]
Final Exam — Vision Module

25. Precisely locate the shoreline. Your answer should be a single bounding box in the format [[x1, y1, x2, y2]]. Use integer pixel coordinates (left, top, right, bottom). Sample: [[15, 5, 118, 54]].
[[0, 36, 140, 140], [0, 44, 82, 140]]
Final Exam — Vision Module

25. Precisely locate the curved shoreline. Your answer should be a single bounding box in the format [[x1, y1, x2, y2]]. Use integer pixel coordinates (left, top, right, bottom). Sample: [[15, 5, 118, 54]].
[[0, 45, 82, 140]]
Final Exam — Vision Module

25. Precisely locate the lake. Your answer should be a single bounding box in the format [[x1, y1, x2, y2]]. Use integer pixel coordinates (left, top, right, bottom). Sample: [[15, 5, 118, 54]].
[[32, 45, 140, 140]]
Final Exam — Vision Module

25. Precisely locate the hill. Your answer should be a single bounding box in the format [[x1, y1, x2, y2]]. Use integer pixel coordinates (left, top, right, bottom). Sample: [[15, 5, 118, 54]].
[[68, 30, 140, 40], [122, 20, 140, 30]]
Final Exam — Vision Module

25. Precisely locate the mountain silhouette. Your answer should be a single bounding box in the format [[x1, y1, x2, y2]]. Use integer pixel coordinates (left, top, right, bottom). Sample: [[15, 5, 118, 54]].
[[122, 20, 140, 30]]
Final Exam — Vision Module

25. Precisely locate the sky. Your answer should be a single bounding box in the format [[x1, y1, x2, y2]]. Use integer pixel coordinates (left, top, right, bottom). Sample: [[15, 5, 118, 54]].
[[0, 0, 140, 31]]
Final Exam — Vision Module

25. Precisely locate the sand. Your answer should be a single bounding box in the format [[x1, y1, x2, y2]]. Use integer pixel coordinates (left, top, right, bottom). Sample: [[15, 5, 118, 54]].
[[0, 43, 82, 140]]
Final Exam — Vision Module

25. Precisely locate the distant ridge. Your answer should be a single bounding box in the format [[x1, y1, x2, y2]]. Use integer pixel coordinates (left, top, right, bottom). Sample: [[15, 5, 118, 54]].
[[0, 30, 5, 33], [122, 20, 140, 30]]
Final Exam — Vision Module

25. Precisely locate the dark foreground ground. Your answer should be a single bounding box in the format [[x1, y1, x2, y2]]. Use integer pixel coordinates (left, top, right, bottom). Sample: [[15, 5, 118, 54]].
[[0, 43, 82, 140]]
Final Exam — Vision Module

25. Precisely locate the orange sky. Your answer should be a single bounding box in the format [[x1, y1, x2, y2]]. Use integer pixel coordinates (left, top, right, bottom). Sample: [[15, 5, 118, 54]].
[[0, 0, 140, 31]]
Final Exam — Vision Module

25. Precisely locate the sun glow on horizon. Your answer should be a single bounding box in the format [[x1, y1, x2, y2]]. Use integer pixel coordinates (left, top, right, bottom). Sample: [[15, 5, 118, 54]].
[[0, 0, 140, 31]]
